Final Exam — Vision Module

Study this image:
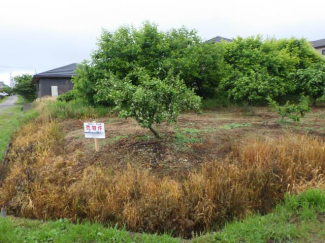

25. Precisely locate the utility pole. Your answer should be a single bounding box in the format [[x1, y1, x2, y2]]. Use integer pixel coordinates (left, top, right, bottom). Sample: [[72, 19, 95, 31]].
[[10, 72, 12, 88], [10, 72, 15, 88]]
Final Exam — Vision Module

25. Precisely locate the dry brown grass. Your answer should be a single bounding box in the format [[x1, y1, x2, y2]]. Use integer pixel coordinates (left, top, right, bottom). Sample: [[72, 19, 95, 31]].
[[1, 110, 325, 237]]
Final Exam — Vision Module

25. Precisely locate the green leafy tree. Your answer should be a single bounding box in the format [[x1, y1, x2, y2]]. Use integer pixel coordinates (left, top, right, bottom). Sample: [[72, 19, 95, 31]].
[[292, 64, 325, 105], [95, 70, 201, 138], [13, 74, 36, 101], [72, 61, 101, 105]]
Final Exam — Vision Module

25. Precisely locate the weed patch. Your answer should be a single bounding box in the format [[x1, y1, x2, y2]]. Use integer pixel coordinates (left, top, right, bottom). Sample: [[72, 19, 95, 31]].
[[34, 98, 111, 120], [174, 128, 202, 145], [108, 135, 129, 144], [219, 122, 252, 129]]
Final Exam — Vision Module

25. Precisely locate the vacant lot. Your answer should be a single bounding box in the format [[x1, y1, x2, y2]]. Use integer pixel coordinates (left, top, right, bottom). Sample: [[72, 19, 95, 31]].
[[59, 106, 325, 178], [1, 101, 325, 238]]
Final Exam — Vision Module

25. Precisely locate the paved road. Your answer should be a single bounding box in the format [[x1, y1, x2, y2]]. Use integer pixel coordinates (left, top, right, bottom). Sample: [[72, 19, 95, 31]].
[[0, 96, 19, 113]]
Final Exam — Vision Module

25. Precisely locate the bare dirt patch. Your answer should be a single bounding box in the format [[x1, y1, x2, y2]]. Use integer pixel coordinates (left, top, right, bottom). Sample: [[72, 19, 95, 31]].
[[58, 107, 325, 179]]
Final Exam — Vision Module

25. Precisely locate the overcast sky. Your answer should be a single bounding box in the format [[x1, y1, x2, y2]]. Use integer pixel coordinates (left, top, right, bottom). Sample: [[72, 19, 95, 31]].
[[1, 0, 324, 85]]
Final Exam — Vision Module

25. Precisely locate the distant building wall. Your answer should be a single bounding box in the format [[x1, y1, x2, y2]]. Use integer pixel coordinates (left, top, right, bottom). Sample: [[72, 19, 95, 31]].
[[315, 46, 325, 55], [38, 78, 73, 97]]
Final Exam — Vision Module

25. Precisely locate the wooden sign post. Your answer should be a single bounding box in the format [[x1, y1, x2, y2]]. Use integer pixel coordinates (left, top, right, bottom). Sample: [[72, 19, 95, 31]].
[[93, 121, 99, 152], [94, 137, 99, 152], [84, 121, 105, 152]]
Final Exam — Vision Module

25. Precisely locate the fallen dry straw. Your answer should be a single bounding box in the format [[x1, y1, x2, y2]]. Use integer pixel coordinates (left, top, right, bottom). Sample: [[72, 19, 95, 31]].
[[0, 118, 325, 237]]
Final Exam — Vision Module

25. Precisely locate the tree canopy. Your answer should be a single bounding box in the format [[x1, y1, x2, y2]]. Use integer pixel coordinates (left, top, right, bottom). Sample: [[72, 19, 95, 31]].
[[73, 22, 226, 104], [73, 23, 325, 109]]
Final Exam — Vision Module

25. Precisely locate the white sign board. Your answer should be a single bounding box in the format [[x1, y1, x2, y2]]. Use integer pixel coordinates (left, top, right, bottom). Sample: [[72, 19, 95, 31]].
[[84, 122, 105, 139]]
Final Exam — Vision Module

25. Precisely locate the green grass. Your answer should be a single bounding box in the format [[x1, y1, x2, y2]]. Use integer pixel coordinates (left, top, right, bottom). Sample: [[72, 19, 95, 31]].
[[219, 122, 252, 130], [174, 127, 202, 145], [194, 189, 325, 243], [45, 99, 112, 119], [173, 123, 252, 146], [0, 218, 181, 243], [0, 96, 8, 104], [0, 107, 23, 161], [15, 95, 24, 105]]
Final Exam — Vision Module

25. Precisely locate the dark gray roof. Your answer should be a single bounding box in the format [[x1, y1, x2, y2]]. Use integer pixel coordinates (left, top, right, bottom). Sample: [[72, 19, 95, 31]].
[[310, 38, 325, 48], [205, 36, 232, 44], [33, 63, 77, 82]]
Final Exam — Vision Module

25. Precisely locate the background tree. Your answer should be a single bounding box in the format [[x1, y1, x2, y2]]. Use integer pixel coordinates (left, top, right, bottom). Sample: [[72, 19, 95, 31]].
[[13, 74, 36, 101], [163, 42, 228, 98], [220, 37, 325, 103], [72, 61, 100, 105]]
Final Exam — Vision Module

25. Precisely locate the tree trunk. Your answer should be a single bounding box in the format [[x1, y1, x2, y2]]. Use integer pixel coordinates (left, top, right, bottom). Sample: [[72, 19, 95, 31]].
[[149, 126, 160, 139]]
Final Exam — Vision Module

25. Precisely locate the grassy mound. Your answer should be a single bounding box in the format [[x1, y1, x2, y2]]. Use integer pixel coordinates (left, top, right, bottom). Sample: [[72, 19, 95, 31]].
[[1, 100, 325, 238]]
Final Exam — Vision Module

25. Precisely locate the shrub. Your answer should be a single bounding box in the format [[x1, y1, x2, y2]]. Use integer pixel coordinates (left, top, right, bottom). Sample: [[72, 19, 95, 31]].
[[33, 98, 111, 120], [267, 96, 310, 122], [57, 90, 76, 102]]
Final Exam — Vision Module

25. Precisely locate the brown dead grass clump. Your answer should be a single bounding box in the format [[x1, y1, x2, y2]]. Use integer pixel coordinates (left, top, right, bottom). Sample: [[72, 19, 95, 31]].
[[1, 117, 325, 237]]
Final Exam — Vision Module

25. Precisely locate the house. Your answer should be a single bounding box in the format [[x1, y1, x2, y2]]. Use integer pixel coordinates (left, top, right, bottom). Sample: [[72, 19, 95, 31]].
[[32, 63, 77, 98], [310, 38, 325, 56], [205, 36, 232, 44]]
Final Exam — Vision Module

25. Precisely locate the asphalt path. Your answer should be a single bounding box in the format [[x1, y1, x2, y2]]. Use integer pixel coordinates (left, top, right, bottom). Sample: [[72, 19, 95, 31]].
[[0, 96, 19, 113]]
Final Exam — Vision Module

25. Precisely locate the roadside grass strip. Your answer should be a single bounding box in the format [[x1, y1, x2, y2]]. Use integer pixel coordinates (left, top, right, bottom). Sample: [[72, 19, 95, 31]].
[[0, 96, 8, 104], [0, 107, 23, 161], [0, 218, 181, 243]]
